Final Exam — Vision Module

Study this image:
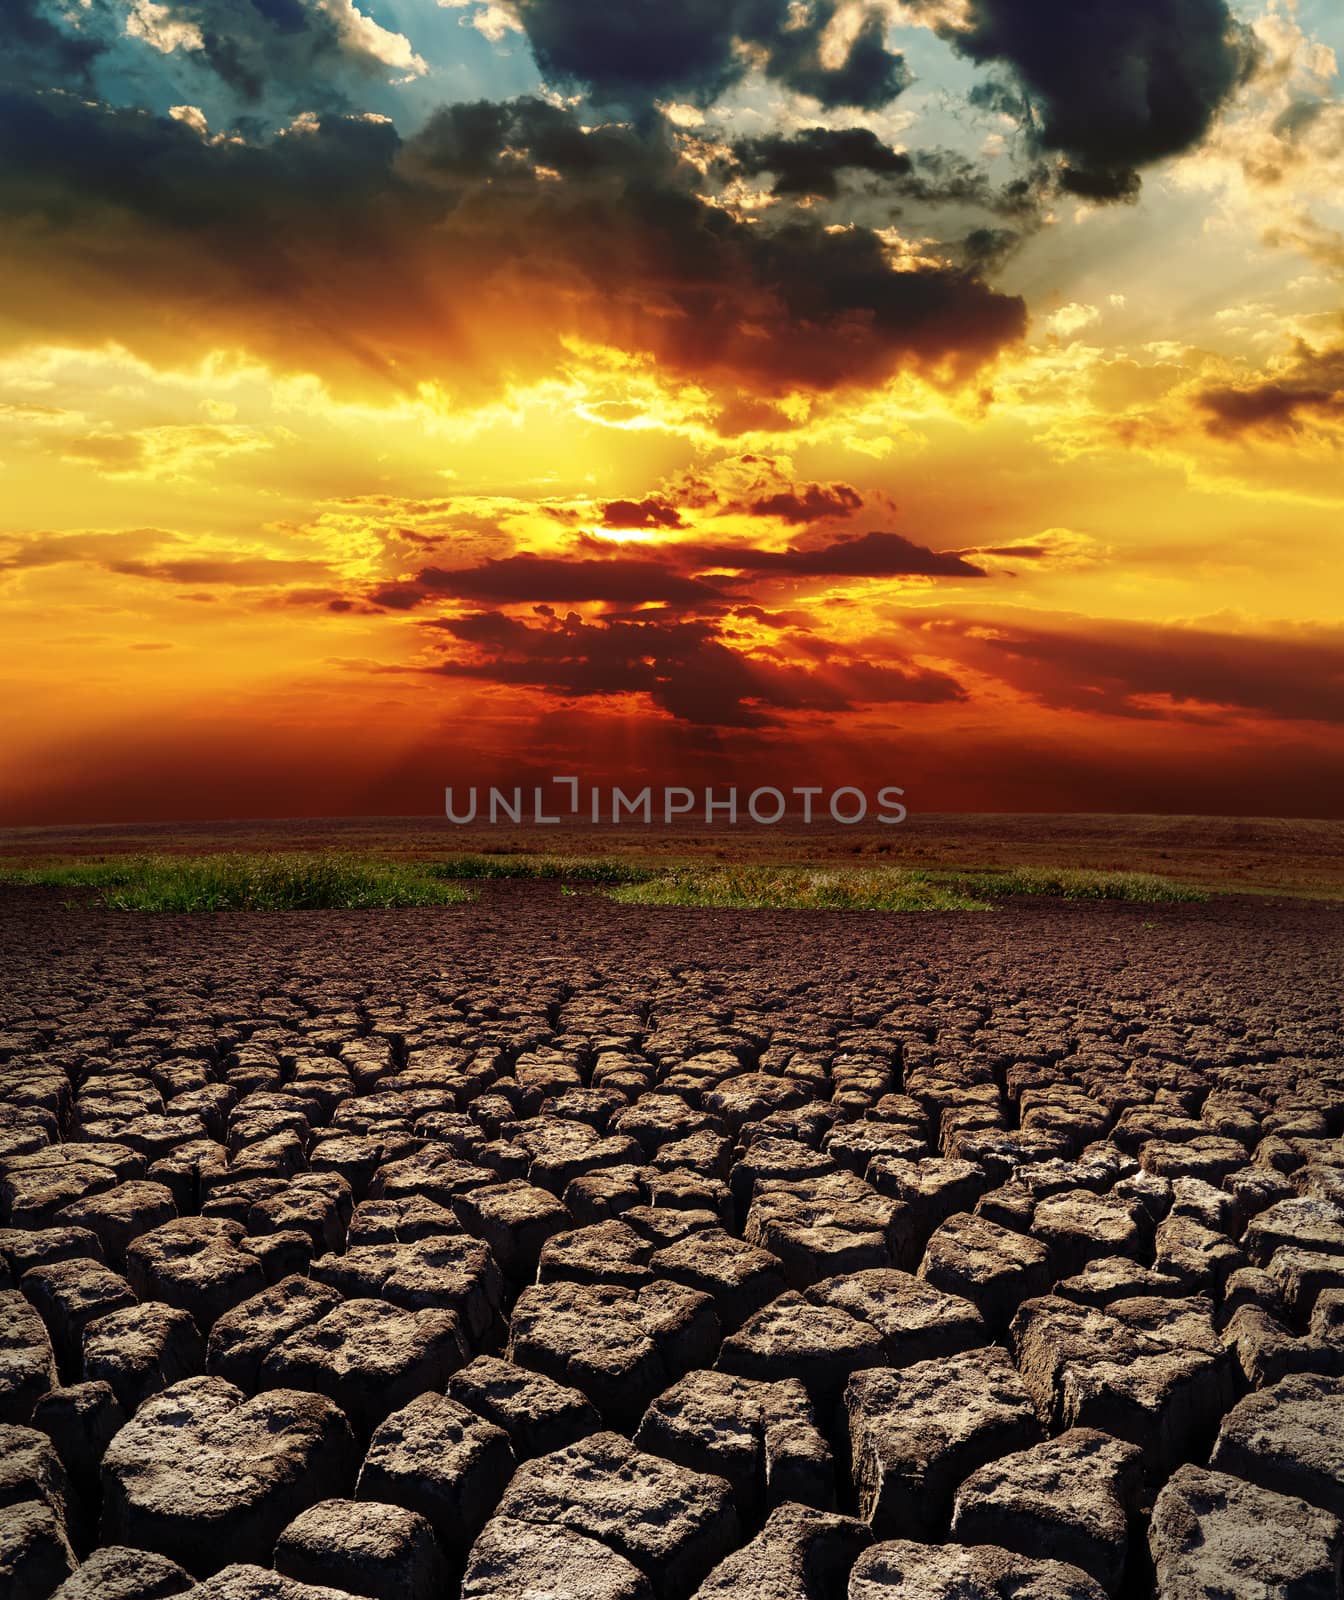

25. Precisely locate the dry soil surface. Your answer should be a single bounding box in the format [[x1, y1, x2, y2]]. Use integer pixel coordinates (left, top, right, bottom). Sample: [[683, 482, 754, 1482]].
[[0, 885, 1342, 1600]]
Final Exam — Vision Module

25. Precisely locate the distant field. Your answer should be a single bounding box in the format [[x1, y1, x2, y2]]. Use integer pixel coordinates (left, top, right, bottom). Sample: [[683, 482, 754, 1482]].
[[0, 811, 1340, 899]]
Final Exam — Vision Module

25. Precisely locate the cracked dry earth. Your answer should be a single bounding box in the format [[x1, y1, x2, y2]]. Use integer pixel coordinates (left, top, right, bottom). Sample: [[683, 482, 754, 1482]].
[[1, 885, 1343, 1600]]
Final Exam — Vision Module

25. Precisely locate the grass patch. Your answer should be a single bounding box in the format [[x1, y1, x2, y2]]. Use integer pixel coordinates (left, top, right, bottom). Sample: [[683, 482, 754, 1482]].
[[942, 866, 1208, 903], [424, 854, 656, 885], [0, 851, 1209, 913], [0, 853, 471, 911], [606, 862, 1207, 911], [608, 865, 991, 912]]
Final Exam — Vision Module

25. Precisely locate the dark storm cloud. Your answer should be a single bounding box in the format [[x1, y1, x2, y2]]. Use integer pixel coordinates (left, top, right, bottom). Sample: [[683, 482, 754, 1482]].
[[745, 482, 863, 522], [600, 498, 684, 530], [0, 90, 1026, 399], [372, 554, 727, 607], [966, 77, 1024, 121], [407, 95, 672, 183], [921, 613, 1344, 724], [724, 132, 1044, 226], [729, 603, 816, 628], [691, 218, 1024, 389], [1057, 166, 1143, 204], [1196, 341, 1344, 437], [955, 225, 1024, 271], [167, 0, 416, 107], [685, 529, 986, 579], [0, 0, 107, 86], [922, 0, 1257, 196], [513, 0, 909, 111], [761, 3, 912, 111], [0, 86, 403, 240], [424, 608, 966, 727], [323, 520, 984, 618], [901, 148, 1043, 215], [729, 127, 913, 199], [959, 542, 1048, 560], [2, 0, 416, 111]]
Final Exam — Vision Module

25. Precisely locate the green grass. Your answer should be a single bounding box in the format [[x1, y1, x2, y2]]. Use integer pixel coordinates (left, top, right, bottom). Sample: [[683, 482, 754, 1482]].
[[941, 866, 1208, 903], [606, 862, 1207, 911], [424, 854, 655, 885], [608, 865, 990, 911], [0, 851, 1208, 913], [0, 853, 471, 911]]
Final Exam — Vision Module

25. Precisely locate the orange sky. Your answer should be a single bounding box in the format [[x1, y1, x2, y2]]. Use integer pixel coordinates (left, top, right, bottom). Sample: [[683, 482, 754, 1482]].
[[2, 0, 1342, 823]]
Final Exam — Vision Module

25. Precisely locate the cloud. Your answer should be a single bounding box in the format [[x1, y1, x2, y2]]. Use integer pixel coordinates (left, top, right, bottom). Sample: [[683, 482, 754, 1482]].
[[954, 526, 1107, 571], [728, 126, 913, 199], [440, 3, 524, 45], [0, 0, 106, 85], [744, 481, 864, 522], [922, 0, 1257, 197], [1167, 5, 1344, 289], [1045, 302, 1101, 339], [600, 497, 684, 530], [124, 0, 206, 56], [1201, 2, 1342, 193], [921, 610, 1344, 724], [370, 554, 727, 607], [1, 528, 181, 573], [0, 90, 1026, 405], [684, 528, 986, 578], [512, 0, 910, 111], [0, 526, 330, 588], [1195, 337, 1344, 438], [723, 132, 1048, 242], [2, 0, 425, 111], [1057, 164, 1142, 203], [56, 422, 270, 478], [108, 555, 333, 585], [644, 453, 876, 524], [424, 606, 966, 726], [351, 525, 985, 613]]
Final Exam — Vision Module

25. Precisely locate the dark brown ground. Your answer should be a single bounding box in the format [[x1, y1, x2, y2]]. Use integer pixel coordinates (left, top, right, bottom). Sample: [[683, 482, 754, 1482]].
[[0, 885, 1341, 1599]]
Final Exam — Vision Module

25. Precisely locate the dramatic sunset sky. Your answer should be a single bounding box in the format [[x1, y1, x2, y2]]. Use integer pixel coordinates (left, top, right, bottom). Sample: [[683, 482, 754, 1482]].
[[2, 0, 1342, 823]]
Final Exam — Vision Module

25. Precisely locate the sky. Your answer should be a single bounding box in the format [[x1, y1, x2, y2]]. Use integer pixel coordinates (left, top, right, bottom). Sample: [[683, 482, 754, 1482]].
[[1, 0, 1342, 824]]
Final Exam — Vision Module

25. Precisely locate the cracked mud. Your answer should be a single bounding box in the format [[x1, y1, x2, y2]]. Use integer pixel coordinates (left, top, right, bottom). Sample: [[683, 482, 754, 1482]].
[[0, 884, 1341, 1599]]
